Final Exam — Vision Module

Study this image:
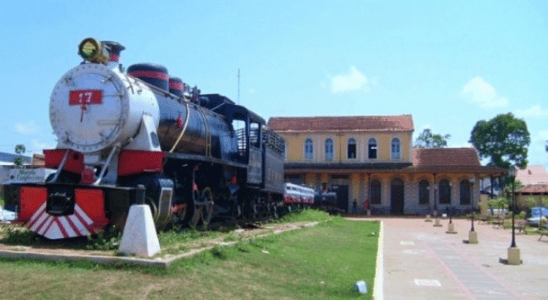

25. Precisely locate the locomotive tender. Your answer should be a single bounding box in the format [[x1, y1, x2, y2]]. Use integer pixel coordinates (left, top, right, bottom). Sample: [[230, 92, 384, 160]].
[[4, 38, 285, 239]]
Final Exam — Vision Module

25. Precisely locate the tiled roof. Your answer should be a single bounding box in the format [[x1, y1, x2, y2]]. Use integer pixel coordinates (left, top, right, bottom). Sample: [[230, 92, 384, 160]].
[[408, 148, 506, 175], [267, 115, 414, 132], [516, 184, 548, 194], [412, 148, 480, 166], [515, 165, 548, 185]]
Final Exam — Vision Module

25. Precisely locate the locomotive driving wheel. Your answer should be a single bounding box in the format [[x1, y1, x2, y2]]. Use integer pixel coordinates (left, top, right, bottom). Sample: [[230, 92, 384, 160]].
[[171, 202, 187, 231], [145, 195, 160, 224], [200, 187, 214, 228], [189, 189, 201, 228]]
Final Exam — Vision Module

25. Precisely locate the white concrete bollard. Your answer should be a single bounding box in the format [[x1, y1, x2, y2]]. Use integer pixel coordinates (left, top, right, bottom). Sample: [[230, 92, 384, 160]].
[[119, 204, 161, 257], [353, 280, 368, 294], [468, 231, 478, 244]]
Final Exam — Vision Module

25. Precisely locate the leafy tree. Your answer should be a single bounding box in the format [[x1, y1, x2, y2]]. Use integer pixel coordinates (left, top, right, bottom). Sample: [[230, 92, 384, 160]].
[[469, 113, 530, 169], [14, 144, 26, 166], [414, 128, 451, 148]]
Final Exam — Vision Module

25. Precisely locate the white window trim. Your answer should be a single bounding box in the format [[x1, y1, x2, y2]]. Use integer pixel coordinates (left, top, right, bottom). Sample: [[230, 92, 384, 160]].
[[391, 137, 401, 160], [303, 137, 314, 161], [325, 137, 335, 161], [347, 137, 358, 160], [367, 137, 378, 160]]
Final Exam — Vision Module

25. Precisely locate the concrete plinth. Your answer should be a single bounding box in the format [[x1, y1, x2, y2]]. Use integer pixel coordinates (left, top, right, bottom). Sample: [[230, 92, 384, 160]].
[[446, 222, 457, 234], [425, 214, 432, 222], [433, 218, 443, 227], [119, 204, 161, 257], [507, 247, 522, 265], [468, 231, 478, 244]]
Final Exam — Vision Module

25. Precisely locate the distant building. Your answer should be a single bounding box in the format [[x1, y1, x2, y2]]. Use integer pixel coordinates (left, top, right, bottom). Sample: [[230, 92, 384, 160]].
[[513, 166, 548, 207], [516, 165, 548, 186], [268, 115, 506, 215]]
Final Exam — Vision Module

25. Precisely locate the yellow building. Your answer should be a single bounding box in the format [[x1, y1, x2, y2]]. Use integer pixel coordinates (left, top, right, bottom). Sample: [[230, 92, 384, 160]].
[[268, 115, 505, 215]]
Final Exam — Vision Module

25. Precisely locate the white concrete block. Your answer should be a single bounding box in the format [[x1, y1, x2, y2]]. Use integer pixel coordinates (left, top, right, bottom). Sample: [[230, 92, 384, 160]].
[[119, 204, 161, 257], [468, 231, 478, 244], [507, 247, 521, 265]]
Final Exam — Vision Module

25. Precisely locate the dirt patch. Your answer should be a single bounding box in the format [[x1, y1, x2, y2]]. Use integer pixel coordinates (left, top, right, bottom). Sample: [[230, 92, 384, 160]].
[[0, 221, 317, 261]]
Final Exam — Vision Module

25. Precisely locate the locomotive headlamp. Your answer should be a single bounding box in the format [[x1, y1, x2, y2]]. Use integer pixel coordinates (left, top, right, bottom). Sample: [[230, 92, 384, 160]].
[[78, 38, 109, 63]]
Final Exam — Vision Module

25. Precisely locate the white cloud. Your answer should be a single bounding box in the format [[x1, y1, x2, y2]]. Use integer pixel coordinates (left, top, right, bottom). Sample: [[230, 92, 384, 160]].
[[448, 142, 474, 149], [538, 130, 548, 141], [515, 105, 548, 117], [14, 121, 40, 135], [330, 66, 370, 94], [31, 139, 54, 154], [461, 77, 508, 108]]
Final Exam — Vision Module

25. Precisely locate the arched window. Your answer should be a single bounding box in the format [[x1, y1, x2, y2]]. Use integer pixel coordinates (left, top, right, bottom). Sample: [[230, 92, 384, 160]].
[[304, 139, 313, 159], [347, 138, 357, 159], [391, 138, 401, 159], [370, 179, 381, 204], [368, 138, 377, 159], [325, 138, 334, 161], [439, 179, 451, 204], [460, 180, 471, 204], [419, 180, 429, 205]]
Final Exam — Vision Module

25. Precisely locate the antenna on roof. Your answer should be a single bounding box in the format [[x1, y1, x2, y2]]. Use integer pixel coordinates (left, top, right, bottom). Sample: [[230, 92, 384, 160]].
[[238, 68, 240, 105]]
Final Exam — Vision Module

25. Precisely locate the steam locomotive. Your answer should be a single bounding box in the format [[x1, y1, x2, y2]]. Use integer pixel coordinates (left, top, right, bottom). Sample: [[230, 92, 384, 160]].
[[4, 38, 285, 240]]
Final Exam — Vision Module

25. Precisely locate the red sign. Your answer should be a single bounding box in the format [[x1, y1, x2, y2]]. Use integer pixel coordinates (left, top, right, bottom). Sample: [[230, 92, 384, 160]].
[[69, 89, 103, 105]]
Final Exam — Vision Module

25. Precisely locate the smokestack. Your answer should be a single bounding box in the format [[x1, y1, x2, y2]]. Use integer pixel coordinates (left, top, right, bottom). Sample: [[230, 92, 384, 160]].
[[102, 41, 125, 68]]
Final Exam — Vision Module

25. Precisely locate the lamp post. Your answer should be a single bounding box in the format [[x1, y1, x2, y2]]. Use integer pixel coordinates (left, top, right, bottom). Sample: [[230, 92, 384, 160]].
[[467, 177, 478, 243], [446, 181, 457, 234], [506, 167, 521, 265], [433, 173, 438, 215], [425, 185, 432, 222], [470, 177, 475, 232], [433, 184, 442, 227], [510, 168, 517, 248]]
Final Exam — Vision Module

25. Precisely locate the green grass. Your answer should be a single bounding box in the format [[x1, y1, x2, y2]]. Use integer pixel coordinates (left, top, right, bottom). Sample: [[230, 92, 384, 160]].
[[0, 209, 331, 253], [0, 215, 379, 299], [280, 208, 333, 222]]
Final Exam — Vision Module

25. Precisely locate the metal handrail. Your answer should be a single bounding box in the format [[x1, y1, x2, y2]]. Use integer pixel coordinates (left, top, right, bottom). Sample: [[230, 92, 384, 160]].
[[46, 150, 71, 183], [92, 143, 120, 185], [169, 100, 191, 153]]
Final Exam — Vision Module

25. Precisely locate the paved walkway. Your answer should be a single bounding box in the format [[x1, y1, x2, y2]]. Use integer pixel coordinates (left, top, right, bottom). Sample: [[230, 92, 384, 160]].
[[351, 217, 548, 300]]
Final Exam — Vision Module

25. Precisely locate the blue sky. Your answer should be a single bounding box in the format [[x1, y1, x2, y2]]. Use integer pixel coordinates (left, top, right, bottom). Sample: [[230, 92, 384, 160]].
[[1, 0, 547, 168]]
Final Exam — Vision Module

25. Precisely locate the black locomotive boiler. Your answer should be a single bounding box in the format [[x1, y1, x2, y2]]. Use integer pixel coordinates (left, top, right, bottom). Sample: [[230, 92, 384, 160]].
[[4, 38, 285, 239]]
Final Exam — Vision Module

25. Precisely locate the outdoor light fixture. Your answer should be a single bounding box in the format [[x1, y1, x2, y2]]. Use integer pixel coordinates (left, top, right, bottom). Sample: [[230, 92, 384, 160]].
[[465, 176, 479, 244], [78, 38, 109, 63], [508, 167, 517, 248], [425, 185, 433, 222], [505, 166, 521, 265], [446, 180, 457, 234], [470, 177, 475, 232]]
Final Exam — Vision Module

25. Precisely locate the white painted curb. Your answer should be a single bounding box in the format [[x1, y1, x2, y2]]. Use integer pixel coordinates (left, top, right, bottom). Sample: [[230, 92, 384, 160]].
[[373, 221, 384, 300]]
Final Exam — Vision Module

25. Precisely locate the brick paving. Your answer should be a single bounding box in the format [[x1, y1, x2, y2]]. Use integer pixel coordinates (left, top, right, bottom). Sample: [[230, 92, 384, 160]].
[[349, 216, 548, 300]]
